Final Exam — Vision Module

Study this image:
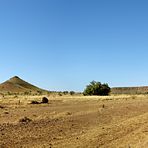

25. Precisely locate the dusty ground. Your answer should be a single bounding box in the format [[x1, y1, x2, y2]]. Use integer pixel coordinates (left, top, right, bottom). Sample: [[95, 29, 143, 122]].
[[0, 95, 148, 148]]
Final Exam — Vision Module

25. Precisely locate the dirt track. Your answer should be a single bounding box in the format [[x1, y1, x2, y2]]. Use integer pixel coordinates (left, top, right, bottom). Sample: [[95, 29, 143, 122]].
[[0, 95, 148, 148]]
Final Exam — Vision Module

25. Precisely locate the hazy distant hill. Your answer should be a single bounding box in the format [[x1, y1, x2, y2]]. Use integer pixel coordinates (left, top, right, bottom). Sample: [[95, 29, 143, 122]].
[[0, 76, 47, 94], [111, 86, 148, 94]]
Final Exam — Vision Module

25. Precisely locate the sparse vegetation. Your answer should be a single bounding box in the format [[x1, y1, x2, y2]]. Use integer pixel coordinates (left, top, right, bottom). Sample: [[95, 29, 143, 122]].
[[1, 76, 148, 148], [58, 92, 63, 96], [63, 91, 69, 95], [70, 91, 75, 95], [0, 94, 148, 147], [0, 76, 48, 96], [0, 105, 5, 109], [4, 111, 9, 114], [37, 90, 42, 95], [14, 95, 18, 98], [19, 117, 32, 123], [31, 100, 40, 104]]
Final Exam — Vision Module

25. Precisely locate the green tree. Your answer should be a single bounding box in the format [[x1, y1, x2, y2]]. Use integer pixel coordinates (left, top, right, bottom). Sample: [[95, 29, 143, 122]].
[[83, 81, 110, 96], [63, 91, 69, 95], [70, 91, 75, 95]]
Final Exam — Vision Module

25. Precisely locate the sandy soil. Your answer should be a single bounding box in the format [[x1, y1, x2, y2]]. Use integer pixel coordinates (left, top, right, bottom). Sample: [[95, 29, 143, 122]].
[[0, 95, 148, 148]]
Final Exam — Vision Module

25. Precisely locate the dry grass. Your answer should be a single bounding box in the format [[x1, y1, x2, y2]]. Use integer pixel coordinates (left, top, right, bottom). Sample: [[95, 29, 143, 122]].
[[0, 94, 148, 147]]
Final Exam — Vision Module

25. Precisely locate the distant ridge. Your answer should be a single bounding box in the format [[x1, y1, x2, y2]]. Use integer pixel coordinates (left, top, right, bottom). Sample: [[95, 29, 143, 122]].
[[0, 76, 47, 93], [111, 86, 148, 94]]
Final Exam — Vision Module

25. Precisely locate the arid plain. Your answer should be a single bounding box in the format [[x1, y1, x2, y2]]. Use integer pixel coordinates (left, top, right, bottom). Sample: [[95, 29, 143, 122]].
[[1, 94, 148, 148], [0, 77, 148, 148]]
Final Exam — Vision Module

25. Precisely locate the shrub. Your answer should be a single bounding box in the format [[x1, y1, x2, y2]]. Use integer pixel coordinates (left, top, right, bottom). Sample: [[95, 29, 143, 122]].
[[0, 105, 5, 109], [19, 117, 32, 123], [24, 91, 30, 95], [37, 90, 42, 95], [58, 92, 63, 96], [41, 97, 49, 103], [83, 81, 110, 96], [14, 95, 18, 98], [63, 91, 69, 95], [31, 100, 40, 104], [70, 91, 75, 95]]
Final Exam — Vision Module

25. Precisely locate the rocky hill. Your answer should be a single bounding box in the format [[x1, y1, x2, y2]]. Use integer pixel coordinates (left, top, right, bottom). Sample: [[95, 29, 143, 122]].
[[0, 76, 47, 94]]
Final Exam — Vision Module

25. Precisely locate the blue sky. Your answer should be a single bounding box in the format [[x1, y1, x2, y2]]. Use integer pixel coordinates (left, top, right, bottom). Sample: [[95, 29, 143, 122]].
[[0, 0, 148, 91]]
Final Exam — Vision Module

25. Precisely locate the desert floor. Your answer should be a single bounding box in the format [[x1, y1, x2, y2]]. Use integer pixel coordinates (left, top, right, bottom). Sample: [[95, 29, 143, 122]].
[[0, 95, 148, 148]]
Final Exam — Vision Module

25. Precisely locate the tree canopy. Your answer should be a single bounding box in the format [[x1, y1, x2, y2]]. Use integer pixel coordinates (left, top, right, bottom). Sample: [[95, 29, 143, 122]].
[[83, 81, 110, 96]]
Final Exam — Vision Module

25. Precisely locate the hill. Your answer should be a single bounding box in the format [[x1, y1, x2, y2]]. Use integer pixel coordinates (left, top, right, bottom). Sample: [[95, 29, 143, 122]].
[[0, 76, 47, 94], [111, 86, 148, 94]]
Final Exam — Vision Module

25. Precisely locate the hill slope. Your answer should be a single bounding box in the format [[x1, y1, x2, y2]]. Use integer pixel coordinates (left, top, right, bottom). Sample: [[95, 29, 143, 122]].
[[0, 76, 46, 93]]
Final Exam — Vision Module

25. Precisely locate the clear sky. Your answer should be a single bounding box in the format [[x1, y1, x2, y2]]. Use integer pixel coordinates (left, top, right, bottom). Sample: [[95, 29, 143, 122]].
[[0, 0, 148, 91]]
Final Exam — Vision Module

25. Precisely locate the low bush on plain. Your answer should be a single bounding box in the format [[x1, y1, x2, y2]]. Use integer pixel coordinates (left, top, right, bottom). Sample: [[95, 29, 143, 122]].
[[19, 117, 32, 123], [31, 100, 40, 104], [41, 97, 49, 104]]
